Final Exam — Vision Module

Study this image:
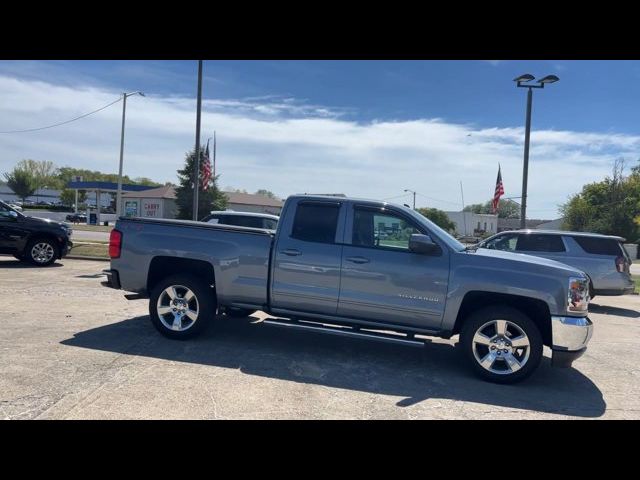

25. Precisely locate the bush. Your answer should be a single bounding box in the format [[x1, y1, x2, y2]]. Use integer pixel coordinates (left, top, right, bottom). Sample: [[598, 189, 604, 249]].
[[22, 205, 73, 212]]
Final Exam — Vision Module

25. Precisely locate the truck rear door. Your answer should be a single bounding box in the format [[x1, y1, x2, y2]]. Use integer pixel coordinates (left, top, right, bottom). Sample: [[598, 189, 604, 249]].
[[271, 200, 346, 315]]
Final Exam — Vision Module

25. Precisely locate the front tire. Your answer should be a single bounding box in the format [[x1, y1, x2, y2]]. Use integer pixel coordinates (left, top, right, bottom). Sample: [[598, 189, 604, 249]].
[[149, 274, 216, 340], [459, 306, 543, 384], [25, 238, 59, 266]]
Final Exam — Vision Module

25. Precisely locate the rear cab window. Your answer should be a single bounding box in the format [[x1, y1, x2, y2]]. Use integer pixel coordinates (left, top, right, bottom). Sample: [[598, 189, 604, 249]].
[[291, 202, 340, 244]]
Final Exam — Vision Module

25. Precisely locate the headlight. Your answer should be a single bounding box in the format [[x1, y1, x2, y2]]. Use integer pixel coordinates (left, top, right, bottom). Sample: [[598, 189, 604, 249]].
[[568, 276, 590, 313]]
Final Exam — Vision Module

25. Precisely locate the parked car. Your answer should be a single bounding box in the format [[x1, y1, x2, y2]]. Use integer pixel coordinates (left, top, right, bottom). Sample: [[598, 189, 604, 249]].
[[476, 230, 634, 297], [104, 195, 593, 384], [0, 200, 73, 266], [8, 204, 23, 212], [200, 211, 279, 230], [66, 213, 88, 223]]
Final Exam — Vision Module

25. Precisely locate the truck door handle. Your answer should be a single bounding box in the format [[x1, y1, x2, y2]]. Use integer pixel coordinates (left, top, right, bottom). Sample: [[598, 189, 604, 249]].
[[281, 249, 301, 256], [346, 256, 370, 264]]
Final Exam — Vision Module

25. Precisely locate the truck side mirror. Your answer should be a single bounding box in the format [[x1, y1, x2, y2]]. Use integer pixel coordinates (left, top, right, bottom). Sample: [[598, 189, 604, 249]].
[[409, 234, 440, 255]]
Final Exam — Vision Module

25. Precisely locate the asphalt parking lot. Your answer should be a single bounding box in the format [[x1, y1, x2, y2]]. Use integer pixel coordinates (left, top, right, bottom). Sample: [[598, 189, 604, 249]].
[[1, 256, 639, 419]]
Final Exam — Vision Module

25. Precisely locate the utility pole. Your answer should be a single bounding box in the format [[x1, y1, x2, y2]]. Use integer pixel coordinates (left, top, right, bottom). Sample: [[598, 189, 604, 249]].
[[193, 60, 203, 221], [115, 91, 144, 218]]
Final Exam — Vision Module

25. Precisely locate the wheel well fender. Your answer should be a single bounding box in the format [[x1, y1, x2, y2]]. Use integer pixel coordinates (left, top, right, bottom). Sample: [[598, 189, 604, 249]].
[[453, 291, 552, 346]]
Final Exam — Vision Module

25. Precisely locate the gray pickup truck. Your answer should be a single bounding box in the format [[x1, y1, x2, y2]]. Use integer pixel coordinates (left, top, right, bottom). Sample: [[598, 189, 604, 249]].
[[103, 195, 593, 383]]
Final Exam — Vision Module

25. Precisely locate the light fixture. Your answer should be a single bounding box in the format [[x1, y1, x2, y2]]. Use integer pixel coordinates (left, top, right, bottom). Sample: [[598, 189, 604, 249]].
[[513, 74, 535, 83], [537, 75, 560, 84]]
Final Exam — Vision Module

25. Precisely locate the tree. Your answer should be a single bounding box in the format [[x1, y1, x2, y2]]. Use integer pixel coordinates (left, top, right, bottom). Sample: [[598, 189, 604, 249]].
[[175, 148, 227, 220], [416, 207, 456, 232], [3, 168, 36, 202], [255, 189, 278, 199], [463, 199, 520, 218], [133, 177, 162, 186], [16, 159, 58, 191], [561, 158, 640, 240]]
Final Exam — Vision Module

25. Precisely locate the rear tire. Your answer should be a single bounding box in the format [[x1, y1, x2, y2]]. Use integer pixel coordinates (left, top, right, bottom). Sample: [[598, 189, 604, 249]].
[[25, 238, 59, 266], [459, 306, 543, 384], [149, 274, 216, 340], [225, 307, 257, 318]]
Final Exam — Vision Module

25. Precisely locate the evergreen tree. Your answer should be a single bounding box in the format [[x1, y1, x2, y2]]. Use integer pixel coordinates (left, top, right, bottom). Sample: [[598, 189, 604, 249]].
[[175, 148, 227, 220]]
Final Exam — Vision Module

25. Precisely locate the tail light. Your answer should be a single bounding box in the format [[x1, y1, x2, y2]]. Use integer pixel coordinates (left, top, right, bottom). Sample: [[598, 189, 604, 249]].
[[109, 229, 122, 259], [615, 256, 629, 273]]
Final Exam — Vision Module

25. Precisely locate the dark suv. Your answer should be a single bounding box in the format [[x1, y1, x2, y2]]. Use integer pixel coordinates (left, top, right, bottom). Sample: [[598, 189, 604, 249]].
[[0, 200, 73, 266]]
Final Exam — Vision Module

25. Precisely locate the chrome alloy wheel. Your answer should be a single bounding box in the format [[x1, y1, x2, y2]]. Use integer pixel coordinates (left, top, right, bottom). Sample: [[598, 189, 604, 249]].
[[471, 319, 531, 375], [156, 285, 199, 332], [31, 242, 55, 264]]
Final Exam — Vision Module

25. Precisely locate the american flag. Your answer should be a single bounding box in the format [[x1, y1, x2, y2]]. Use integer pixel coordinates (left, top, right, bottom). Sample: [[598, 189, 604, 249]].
[[492, 164, 504, 213], [201, 139, 212, 190]]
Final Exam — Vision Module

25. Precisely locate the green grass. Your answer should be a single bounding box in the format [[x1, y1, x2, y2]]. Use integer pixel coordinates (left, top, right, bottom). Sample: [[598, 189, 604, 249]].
[[71, 225, 113, 232], [633, 275, 640, 290], [69, 243, 109, 258]]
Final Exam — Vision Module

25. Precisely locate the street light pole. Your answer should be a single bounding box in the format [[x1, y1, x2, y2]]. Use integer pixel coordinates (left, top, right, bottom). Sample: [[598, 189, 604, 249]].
[[514, 74, 559, 229], [520, 87, 533, 229], [404, 189, 416, 209], [116, 91, 144, 218]]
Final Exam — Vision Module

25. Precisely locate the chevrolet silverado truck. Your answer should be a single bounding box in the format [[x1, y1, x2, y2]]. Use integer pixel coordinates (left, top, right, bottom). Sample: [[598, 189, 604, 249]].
[[103, 195, 593, 383]]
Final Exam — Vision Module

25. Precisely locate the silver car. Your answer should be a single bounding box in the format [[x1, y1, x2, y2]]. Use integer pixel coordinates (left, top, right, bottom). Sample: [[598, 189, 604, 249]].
[[477, 230, 634, 297]]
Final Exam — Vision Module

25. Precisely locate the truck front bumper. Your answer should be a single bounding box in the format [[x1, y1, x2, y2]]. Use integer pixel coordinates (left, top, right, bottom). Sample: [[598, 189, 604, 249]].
[[102, 269, 121, 290], [551, 315, 593, 368]]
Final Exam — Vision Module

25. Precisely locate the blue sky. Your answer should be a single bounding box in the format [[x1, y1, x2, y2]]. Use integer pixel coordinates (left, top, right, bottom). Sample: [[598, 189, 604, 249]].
[[1, 60, 639, 217]]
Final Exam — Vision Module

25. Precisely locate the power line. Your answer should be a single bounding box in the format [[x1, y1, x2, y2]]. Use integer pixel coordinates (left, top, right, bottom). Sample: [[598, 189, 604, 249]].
[[414, 192, 461, 206], [0, 97, 123, 134]]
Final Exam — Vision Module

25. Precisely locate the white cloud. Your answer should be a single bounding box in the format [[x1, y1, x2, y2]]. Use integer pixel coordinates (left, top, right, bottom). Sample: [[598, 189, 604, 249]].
[[0, 74, 636, 218]]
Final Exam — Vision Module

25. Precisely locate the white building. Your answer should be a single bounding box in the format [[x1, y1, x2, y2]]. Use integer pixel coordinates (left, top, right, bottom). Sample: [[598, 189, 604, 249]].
[[120, 185, 178, 219], [445, 211, 498, 237]]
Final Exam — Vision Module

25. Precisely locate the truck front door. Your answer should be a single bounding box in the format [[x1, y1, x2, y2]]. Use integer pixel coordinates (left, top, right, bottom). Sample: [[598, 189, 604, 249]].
[[337, 205, 449, 329], [271, 200, 345, 315]]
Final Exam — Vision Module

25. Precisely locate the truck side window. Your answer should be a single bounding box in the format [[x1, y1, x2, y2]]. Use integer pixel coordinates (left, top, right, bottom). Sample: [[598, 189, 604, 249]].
[[291, 203, 340, 244], [353, 208, 420, 251]]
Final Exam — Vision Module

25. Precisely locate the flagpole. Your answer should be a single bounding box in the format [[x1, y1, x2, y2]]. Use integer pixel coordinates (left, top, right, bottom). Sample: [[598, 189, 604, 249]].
[[213, 131, 216, 179], [193, 60, 203, 221]]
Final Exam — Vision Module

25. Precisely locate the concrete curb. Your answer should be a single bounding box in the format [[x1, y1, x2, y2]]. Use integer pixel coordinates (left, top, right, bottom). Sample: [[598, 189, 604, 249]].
[[65, 255, 110, 262]]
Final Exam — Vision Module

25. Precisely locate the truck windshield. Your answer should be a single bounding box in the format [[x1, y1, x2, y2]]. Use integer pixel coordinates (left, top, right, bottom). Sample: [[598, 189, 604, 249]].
[[398, 204, 466, 252]]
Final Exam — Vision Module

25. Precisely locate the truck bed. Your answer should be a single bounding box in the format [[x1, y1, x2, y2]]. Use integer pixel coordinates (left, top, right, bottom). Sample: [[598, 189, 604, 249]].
[[113, 217, 274, 308]]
